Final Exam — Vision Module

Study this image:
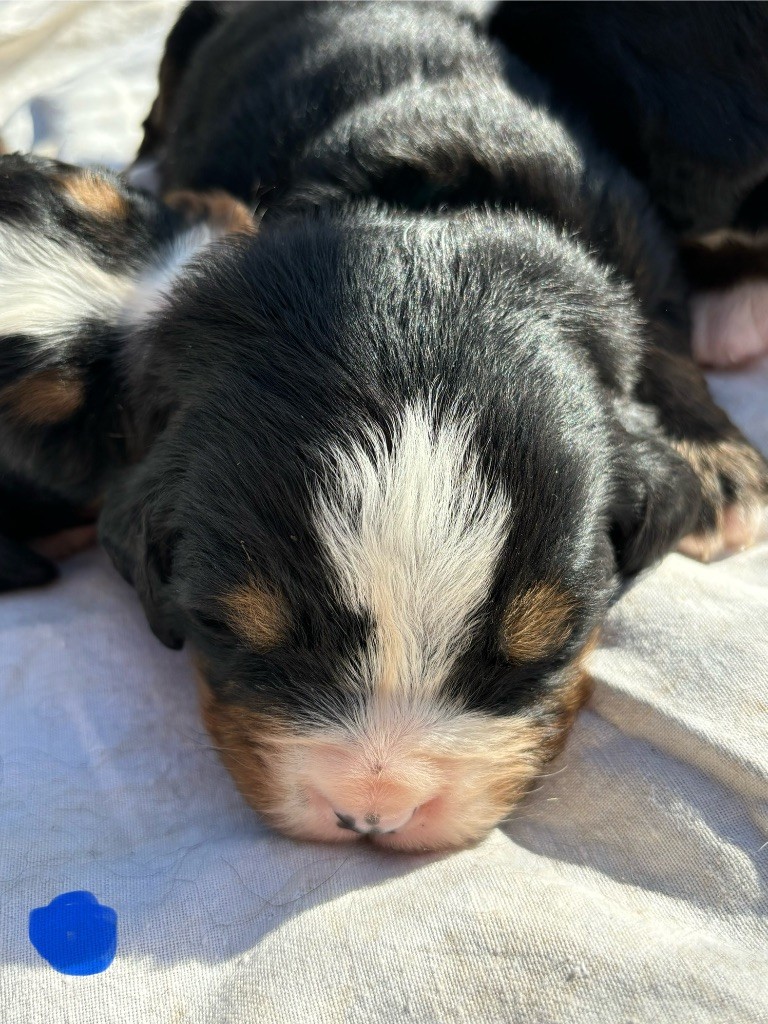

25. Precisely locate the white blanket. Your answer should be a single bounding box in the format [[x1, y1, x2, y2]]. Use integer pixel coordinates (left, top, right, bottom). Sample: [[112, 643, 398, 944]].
[[1, 5, 766, 1022]]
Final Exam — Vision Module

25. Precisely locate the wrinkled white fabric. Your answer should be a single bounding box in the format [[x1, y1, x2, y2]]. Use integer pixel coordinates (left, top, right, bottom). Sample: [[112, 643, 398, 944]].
[[0, 4, 766, 1022]]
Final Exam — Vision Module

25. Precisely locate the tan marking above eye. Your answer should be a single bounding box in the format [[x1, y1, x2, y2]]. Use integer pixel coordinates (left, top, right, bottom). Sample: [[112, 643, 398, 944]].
[[0, 368, 84, 426], [221, 582, 289, 650], [500, 582, 575, 663], [59, 172, 129, 220]]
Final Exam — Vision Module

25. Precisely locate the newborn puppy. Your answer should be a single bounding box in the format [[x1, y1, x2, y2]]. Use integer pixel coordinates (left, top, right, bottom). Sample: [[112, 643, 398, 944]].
[[0, 153, 252, 589], [488, 1, 768, 367], [3, 2, 766, 851]]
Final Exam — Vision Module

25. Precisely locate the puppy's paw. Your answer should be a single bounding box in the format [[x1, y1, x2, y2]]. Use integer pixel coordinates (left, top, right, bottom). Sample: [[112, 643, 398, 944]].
[[675, 438, 768, 560], [691, 280, 768, 368]]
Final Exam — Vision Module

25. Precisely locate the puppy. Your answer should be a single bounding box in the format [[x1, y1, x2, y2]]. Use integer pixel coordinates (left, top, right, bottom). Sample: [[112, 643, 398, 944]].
[[0, 153, 253, 589], [2, 2, 766, 852], [488, 1, 768, 367]]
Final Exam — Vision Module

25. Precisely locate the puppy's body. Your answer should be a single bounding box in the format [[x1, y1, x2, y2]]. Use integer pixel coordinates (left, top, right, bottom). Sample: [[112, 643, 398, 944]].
[[140, 0, 764, 547], [489, 0, 768, 236], [2, 1, 766, 849]]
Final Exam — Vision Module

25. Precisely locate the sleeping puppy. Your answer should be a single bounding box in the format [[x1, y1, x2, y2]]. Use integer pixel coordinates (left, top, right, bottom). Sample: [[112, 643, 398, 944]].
[[0, 152, 253, 590], [2, 1, 766, 852], [488, 1, 768, 367]]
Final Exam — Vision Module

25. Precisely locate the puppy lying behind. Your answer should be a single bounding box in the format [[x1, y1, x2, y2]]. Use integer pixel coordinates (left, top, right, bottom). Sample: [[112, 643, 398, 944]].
[[488, 1, 768, 368], [2, 1, 766, 851]]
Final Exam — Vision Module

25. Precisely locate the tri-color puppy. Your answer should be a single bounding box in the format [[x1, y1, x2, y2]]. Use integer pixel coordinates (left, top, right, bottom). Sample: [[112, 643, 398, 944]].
[[1, 1, 766, 852], [0, 152, 253, 589]]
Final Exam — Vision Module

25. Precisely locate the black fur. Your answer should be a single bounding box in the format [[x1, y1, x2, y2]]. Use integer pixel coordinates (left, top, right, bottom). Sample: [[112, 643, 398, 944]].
[[488, 1, 768, 237], [1, 3, 766, 768], [103, 1, 763, 721]]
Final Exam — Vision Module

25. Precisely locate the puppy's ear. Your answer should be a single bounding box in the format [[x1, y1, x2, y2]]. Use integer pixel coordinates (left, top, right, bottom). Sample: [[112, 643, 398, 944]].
[[610, 428, 702, 577], [99, 460, 184, 650]]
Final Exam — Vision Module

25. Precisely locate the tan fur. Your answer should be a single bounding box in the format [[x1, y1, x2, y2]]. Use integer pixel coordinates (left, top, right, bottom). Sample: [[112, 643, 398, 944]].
[[60, 173, 129, 219], [196, 632, 598, 853], [197, 671, 293, 821], [535, 631, 597, 764], [501, 583, 575, 662], [675, 438, 768, 560], [688, 227, 768, 252], [30, 524, 97, 561], [221, 583, 289, 650], [0, 368, 84, 425], [164, 189, 256, 235]]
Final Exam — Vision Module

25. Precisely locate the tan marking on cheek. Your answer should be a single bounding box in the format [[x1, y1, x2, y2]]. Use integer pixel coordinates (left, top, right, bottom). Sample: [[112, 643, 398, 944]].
[[196, 667, 358, 843], [196, 667, 290, 818], [0, 369, 85, 425], [454, 717, 547, 818], [535, 629, 598, 764], [164, 189, 256, 235], [193, 633, 599, 854], [501, 583, 575, 662], [60, 173, 129, 219], [221, 583, 289, 650]]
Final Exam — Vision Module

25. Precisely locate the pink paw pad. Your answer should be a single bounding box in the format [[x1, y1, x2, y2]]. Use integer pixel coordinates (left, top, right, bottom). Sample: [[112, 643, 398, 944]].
[[678, 503, 768, 562], [692, 280, 768, 368]]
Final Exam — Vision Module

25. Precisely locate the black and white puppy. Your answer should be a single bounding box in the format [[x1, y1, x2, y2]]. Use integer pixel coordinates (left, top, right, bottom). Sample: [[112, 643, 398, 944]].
[[1, 1, 766, 851]]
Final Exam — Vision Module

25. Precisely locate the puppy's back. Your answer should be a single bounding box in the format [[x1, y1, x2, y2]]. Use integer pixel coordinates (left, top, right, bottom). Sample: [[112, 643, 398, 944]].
[[154, 1, 498, 199]]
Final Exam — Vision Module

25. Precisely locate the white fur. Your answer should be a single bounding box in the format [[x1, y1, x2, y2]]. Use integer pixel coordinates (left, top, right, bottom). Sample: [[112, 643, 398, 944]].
[[315, 401, 511, 739], [0, 220, 216, 347], [121, 225, 215, 326], [0, 222, 135, 346]]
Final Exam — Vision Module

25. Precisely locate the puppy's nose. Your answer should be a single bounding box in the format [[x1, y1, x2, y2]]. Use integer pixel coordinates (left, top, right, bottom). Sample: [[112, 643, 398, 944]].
[[335, 808, 415, 835]]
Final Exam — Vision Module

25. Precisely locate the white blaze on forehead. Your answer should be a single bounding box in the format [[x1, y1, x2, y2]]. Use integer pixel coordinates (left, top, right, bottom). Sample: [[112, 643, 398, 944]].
[[315, 402, 511, 733]]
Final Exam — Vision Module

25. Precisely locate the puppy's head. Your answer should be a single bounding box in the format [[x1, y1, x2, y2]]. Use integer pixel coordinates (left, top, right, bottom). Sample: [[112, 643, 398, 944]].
[[99, 212, 700, 852]]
